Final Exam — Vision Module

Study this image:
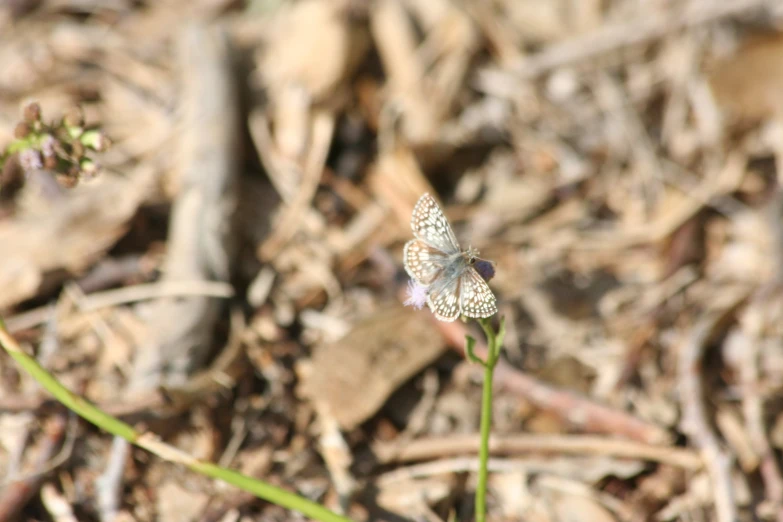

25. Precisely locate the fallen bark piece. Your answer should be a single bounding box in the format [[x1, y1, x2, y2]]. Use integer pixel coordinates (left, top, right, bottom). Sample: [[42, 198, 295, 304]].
[[299, 304, 444, 430]]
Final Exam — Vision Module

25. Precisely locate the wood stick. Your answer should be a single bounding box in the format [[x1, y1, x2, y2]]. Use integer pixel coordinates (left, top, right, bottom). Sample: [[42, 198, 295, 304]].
[[127, 23, 242, 391]]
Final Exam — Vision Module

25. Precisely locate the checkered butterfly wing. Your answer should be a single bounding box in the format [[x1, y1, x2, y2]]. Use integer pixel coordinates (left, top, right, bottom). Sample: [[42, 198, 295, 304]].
[[459, 266, 498, 318], [410, 193, 460, 254], [425, 269, 462, 322], [404, 193, 460, 286], [403, 239, 450, 286]]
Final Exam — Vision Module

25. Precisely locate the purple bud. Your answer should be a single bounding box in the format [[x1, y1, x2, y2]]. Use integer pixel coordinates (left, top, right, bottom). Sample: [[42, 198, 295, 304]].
[[41, 135, 56, 158], [19, 149, 43, 172], [22, 102, 41, 123], [474, 259, 496, 282], [14, 122, 30, 139]]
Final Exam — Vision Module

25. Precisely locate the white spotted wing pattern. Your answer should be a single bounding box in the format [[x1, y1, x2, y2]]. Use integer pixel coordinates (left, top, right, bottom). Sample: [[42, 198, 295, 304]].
[[403, 193, 497, 321]]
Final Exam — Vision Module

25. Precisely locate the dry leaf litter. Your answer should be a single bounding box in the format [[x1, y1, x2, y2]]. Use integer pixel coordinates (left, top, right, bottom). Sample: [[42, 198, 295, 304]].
[[1, 0, 783, 521]]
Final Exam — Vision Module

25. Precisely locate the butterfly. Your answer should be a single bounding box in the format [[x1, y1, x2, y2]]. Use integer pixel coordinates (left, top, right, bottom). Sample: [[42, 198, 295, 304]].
[[403, 193, 497, 321]]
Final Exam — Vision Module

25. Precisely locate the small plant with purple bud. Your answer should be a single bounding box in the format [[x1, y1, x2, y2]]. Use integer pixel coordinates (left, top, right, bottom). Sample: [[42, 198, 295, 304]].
[[402, 193, 505, 522], [0, 102, 111, 192]]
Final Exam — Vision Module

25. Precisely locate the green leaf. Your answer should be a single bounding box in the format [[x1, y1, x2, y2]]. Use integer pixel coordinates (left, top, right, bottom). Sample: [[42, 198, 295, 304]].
[[465, 334, 486, 366]]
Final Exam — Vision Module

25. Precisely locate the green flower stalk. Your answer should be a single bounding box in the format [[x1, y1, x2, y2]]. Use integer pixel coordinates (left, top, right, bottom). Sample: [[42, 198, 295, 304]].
[[466, 317, 506, 522]]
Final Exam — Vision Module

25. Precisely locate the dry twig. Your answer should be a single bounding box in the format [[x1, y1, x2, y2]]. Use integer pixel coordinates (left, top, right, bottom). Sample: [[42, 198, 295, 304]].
[[376, 433, 701, 470], [678, 301, 747, 522]]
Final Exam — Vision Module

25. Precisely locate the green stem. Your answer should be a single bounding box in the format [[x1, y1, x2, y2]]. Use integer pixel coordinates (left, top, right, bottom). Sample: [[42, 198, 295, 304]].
[[0, 318, 352, 522], [475, 350, 495, 521], [472, 317, 506, 522]]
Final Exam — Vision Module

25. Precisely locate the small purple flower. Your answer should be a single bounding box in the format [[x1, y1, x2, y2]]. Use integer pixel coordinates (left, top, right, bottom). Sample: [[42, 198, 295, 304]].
[[404, 280, 428, 310], [19, 148, 43, 172], [41, 134, 56, 158]]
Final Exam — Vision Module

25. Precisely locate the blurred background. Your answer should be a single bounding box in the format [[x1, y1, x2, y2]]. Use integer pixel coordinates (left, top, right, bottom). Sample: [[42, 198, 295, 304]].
[[2, 0, 783, 520]]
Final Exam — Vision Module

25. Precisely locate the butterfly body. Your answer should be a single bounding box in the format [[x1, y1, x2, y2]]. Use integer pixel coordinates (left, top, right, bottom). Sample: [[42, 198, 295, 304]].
[[403, 194, 497, 322]]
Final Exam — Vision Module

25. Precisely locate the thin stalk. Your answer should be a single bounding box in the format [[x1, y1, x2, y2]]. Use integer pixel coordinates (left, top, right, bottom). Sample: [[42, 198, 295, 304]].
[[475, 350, 496, 521], [0, 318, 353, 522], [472, 317, 505, 522]]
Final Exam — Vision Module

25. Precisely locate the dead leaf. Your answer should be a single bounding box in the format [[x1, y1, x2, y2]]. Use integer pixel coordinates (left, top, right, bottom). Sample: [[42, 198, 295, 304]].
[[298, 304, 444, 430]]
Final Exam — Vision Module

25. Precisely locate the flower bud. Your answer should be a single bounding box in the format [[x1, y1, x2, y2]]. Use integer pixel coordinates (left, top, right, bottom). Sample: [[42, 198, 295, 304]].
[[71, 140, 85, 158], [43, 154, 58, 169], [80, 129, 111, 152], [474, 259, 496, 282], [14, 122, 31, 139], [80, 157, 99, 177], [19, 149, 43, 172], [63, 106, 84, 128], [22, 102, 41, 123], [41, 135, 56, 158]]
